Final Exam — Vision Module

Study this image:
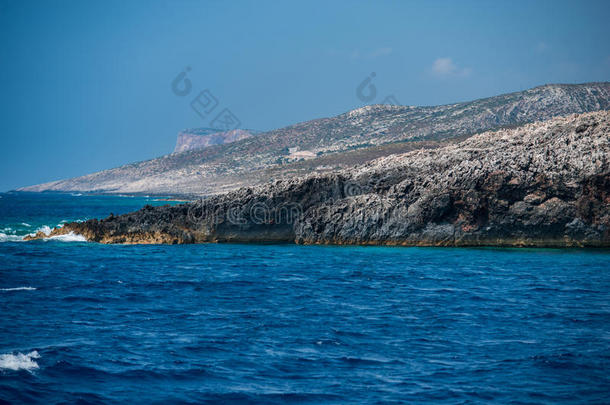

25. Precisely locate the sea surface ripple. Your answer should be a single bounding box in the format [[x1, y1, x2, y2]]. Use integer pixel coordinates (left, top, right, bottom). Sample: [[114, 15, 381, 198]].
[[0, 193, 609, 403]]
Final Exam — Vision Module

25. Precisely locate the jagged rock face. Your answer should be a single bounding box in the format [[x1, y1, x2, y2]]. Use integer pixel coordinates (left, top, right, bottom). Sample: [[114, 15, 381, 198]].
[[173, 128, 256, 153], [33, 111, 610, 247], [20, 82, 610, 196]]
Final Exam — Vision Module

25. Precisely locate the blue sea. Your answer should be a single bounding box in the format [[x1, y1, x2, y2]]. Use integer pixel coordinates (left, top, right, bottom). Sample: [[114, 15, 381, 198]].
[[1, 192, 609, 404]]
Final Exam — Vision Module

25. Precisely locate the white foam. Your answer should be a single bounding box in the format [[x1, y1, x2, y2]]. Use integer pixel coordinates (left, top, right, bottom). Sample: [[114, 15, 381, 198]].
[[18, 223, 87, 242], [20, 223, 31, 227], [0, 232, 23, 242], [24, 225, 53, 238], [0, 287, 36, 291], [22, 225, 54, 241], [47, 232, 87, 242], [38, 225, 53, 236], [0, 351, 40, 371]]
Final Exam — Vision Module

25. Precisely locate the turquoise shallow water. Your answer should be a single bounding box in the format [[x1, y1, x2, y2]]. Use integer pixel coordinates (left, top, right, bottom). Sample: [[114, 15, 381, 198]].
[[1, 192, 609, 404]]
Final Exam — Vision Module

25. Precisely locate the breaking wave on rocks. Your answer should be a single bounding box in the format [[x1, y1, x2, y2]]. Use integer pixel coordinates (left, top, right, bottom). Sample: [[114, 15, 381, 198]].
[[1, 225, 87, 243], [38, 225, 54, 236], [47, 232, 87, 242], [0, 351, 40, 371]]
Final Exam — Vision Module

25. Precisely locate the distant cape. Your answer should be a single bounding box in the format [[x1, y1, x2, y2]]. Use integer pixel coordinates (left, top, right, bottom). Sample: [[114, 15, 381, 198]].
[[173, 128, 258, 153]]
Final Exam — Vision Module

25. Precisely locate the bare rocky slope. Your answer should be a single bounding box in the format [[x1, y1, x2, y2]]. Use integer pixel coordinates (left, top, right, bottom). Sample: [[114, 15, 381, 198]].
[[30, 111, 610, 247], [20, 82, 610, 196]]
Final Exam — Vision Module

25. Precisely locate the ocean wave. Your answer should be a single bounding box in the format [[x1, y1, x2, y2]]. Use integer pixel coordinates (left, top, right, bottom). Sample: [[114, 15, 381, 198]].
[[47, 232, 87, 242], [0, 232, 23, 242], [0, 287, 37, 291], [0, 351, 40, 371], [39, 225, 53, 236], [24, 225, 53, 238], [3, 223, 89, 243], [15, 225, 54, 242]]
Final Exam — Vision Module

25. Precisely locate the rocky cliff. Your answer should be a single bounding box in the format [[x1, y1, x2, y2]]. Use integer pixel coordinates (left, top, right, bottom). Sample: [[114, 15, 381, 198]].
[[173, 128, 256, 153], [19, 82, 610, 196], [29, 111, 610, 247]]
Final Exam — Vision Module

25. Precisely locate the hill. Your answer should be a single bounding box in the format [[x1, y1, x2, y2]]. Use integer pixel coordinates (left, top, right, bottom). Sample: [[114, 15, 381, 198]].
[[32, 110, 610, 246], [20, 82, 610, 196]]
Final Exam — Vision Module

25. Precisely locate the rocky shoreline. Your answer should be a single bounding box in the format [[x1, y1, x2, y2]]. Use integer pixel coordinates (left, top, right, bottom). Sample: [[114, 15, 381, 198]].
[[27, 111, 610, 247]]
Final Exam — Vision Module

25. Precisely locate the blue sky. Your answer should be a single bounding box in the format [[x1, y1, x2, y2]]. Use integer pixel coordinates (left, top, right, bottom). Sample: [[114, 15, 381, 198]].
[[1, 0, 609, 191]]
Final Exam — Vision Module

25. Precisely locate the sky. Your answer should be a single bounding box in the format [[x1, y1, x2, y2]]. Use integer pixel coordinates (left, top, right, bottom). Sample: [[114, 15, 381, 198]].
[[0, 0, 609, 191]]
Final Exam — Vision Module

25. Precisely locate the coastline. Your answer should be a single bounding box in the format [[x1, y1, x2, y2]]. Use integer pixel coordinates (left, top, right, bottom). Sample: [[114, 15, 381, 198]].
[[26, 112, 610, 248]]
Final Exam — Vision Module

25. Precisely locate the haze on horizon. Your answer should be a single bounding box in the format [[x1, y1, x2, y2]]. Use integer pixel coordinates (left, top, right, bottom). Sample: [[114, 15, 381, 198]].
[[0, 0, 609, 192]]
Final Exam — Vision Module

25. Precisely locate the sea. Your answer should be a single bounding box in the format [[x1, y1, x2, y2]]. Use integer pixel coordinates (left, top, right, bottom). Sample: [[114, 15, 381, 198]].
[[1, 192, 609, 404]]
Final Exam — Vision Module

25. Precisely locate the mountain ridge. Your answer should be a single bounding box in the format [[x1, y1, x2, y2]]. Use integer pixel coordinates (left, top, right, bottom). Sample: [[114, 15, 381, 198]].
[[20, 82, 610, 196]]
